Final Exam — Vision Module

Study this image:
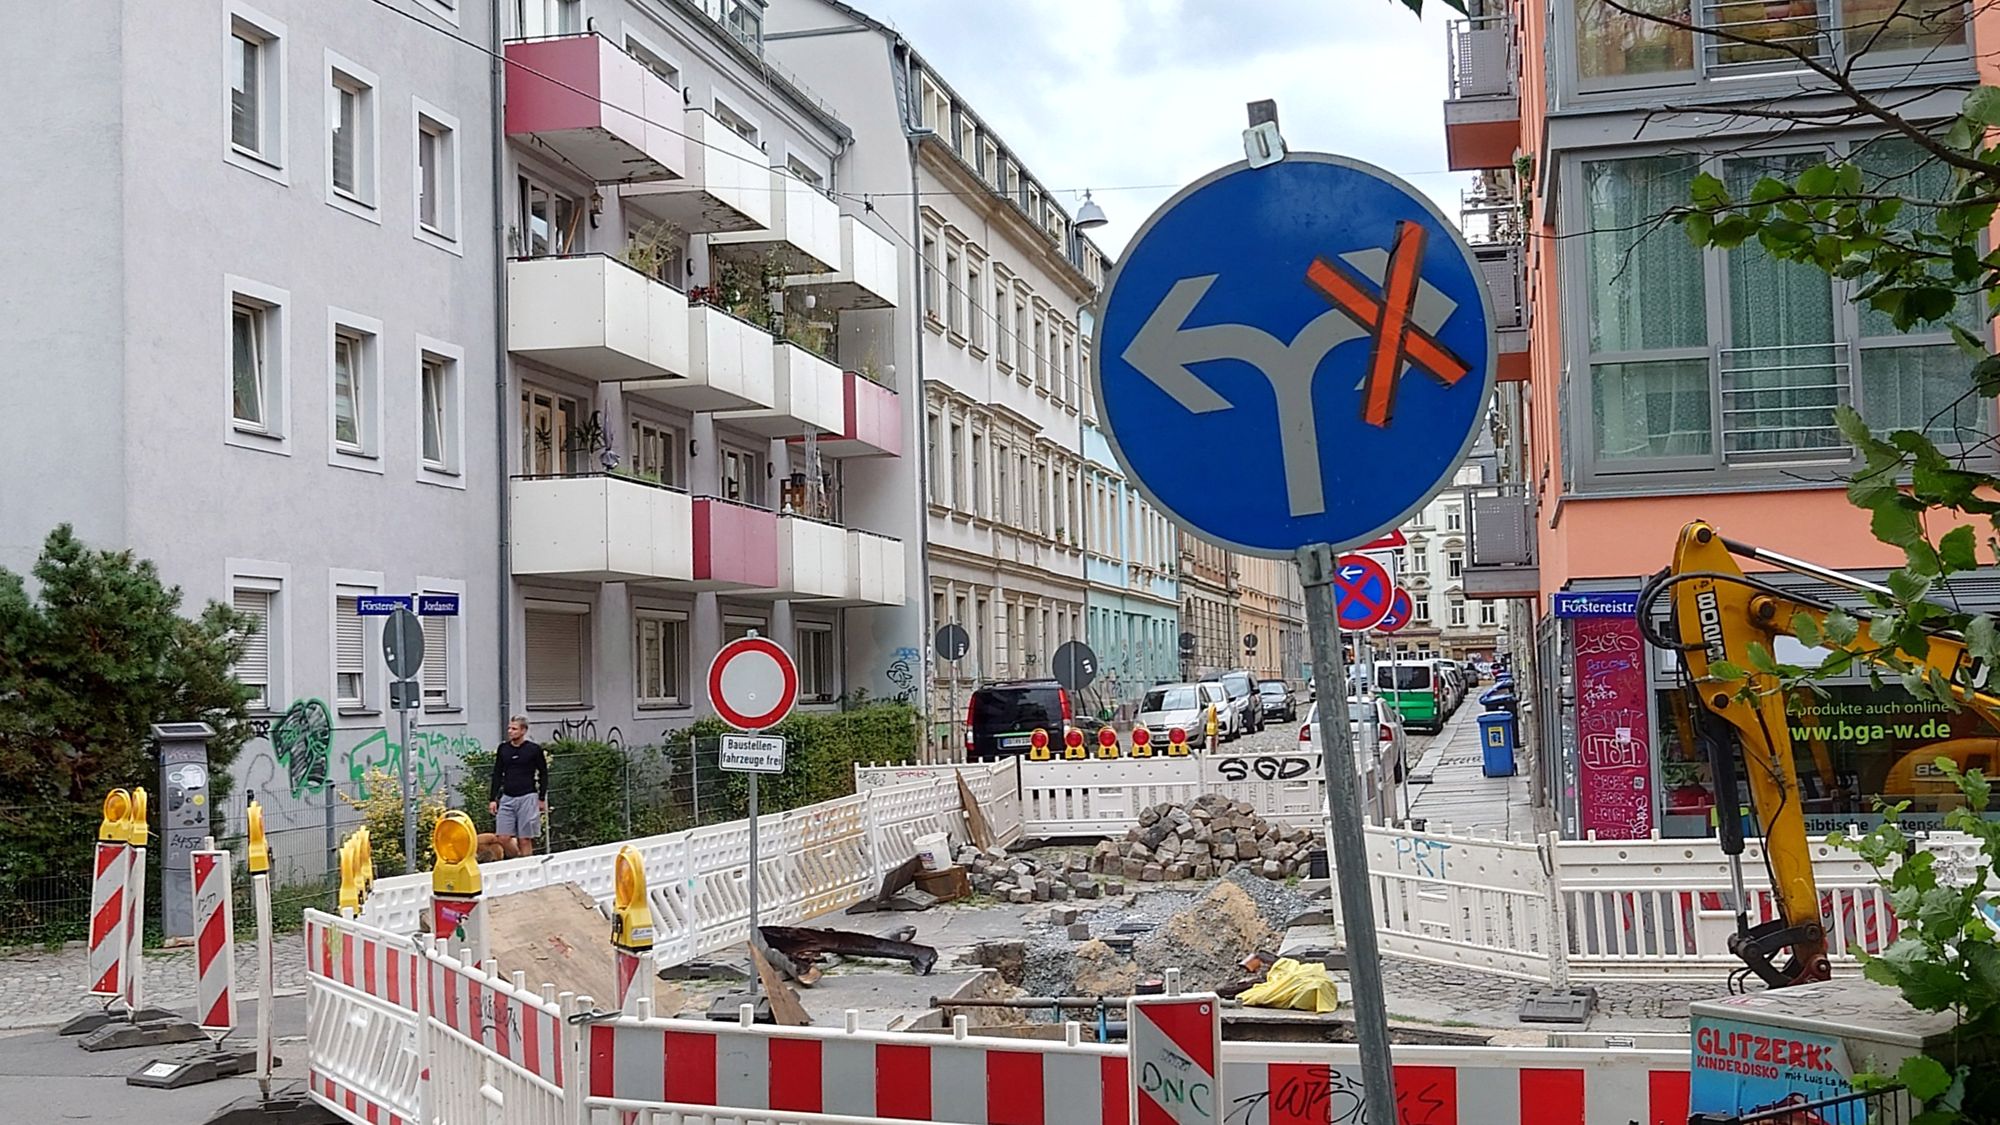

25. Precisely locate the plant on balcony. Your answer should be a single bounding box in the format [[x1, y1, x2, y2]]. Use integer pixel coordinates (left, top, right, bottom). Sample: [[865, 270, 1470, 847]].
[[619, 219, 686, 284]]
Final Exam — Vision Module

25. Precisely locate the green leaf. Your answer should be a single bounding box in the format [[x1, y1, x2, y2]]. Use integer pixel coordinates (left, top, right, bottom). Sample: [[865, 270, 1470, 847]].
[[1824, 608, 1862, 647], [1889, 568, 1936, 604], [1708, 660, 1747, 682], [1751, 175, 1794, 203], [1709, 215, 1757, 249], [1683, 210, 1714, 247], [1872, 611, 1904, 646], [1899, 1054, 1955, 1101], [1964, 85, 2000, 127], [1873, 502, 1929, 552], [1967, 613, 2000, 661], [1746, 641, 1779, 675], [1942, 526, 1979, 572], [1792, 612, 1824, 648], [1795, 162, 1837, 196], [1690, 171, 1730, 210], [1973, 354, 2000, 397]]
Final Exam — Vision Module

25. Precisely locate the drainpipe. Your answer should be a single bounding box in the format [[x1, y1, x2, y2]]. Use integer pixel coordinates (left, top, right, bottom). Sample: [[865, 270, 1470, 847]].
[[490, 0, 512, 730], [899, 42, 940, 752]]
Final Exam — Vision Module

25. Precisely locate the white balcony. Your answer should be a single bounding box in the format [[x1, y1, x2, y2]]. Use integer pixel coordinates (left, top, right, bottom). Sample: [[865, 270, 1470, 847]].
[[620, 109, 771, 234], [713, 343, 846, 438], [507, 255, 690, 382], [624, 306, 776, 412], [709, 169, 843, 273], [510, 475, 693, 582], [776, 514, 849, 600], [845, 530, 905, 606], [783, 216, 899, 311]]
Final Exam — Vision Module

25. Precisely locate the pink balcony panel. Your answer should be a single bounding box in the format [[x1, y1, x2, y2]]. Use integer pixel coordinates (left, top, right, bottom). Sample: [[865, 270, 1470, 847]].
[[691, 497, 779, 590], [796, 371, 901, 459], [504, 36, 683, 183]]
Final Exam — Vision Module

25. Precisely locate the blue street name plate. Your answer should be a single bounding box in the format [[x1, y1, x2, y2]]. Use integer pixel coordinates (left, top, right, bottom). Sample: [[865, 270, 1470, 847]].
[[417, 594, 461, 617], [355, 595, 414, 616], [1550, 592, 1640, 618]]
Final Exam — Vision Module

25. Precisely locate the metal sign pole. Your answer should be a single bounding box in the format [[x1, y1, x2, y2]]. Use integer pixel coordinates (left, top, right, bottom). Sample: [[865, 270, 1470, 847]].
[[746, 769, 760, 1000], [1298, 544, 1396, 1125], [387, 620, 417, 873]]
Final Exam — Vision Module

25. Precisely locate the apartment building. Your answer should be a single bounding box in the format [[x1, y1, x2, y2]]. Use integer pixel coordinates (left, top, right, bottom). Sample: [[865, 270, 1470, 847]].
[[1233, 558, 1303, 684], [1178, 532, 1237, 680], [500, 0, 911, 742], [1387, 463, 1504, 664], [1442, 0, 2000, 838], [1, 0, 502, 866], [1083, 416, 1180, 707], [764, 0, 1110, 741]]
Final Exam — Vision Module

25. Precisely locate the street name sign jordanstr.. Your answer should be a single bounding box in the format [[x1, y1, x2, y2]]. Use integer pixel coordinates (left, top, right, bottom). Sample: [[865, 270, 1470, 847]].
[[1093, 146, 1496, 1125], [706, 635, 799, 1000]]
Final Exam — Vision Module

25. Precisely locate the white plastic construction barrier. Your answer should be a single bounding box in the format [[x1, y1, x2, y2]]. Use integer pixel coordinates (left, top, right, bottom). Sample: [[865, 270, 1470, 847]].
[[86, 807, 129, 998], [305, 912, 423, 1125], [191, 840, 237, 1031]]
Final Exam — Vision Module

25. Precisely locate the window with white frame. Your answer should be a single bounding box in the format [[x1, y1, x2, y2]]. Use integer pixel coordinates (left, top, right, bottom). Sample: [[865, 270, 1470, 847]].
[[995, 443, 1011, 521], [1012, 295, 1028, 376], [415, 105, 458, 244], [232, 582, 278, 710], [993, 277, 1010, 367], [634, 611, 687, 706], [921, 234, 942, 323], [334, 594, 369, 708], [721, 445, 765, 507], [797, 622, 835, 702], [945, 246, 964, 337], [1448, 597, 1467, 628], [969, 431, 985, 516], [1033, 313, 1048, 391], [1413, 594, 1431, 622], [420, 599, 455, 709], [948, 422, 964, 509], [967, 260, 984, 350], [786, 156, 824, 190], [1443, 505, 1462, 532], [624, 34, 680, 87], [628, 418, 684, 488], [518, 174, 583, 257], [326, 57, 378, 215], [420, 348, 459, 474], [231, 296, 279, 435], [516, 0, 580, 37], [713, 99, 758, 143], [1479, 600, 1498, 628], [227, 11, 284, 171], [329, 316, 380, 461], [524, 604, 588, 707], [925, 413, 942, 504], [521, 386, 581, 474]]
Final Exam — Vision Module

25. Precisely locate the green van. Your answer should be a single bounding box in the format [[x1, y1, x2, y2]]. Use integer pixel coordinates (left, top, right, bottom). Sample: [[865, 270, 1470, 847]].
[[1375, 662, 1442, 734]]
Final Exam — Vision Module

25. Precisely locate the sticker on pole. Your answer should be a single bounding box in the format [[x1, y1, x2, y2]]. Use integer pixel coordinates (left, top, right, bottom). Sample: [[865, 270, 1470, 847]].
[[719, 734, 786, 774], [707, 636, 798, 732], [1128, 994, 1223, 1125], [1332, 553, 1395, 631], [1093, 153, 1494, 557], [1374, 587, 1414, 634]]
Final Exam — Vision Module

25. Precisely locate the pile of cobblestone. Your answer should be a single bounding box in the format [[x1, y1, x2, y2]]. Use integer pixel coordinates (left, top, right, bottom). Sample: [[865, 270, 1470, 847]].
[[958, 845, 1125, 903], [1088, 794, 1323, 882]]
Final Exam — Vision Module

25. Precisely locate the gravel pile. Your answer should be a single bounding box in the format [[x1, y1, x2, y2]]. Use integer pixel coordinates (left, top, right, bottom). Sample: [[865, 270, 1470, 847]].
[[1090, 795, 1323, 882]]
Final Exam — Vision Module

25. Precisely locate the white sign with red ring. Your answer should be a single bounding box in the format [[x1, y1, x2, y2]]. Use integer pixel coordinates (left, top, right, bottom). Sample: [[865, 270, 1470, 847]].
[[707, 636, 799, 732]]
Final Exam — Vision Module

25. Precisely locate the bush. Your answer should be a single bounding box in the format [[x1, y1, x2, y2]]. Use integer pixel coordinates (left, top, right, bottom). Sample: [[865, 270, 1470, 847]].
[[457, 739, 679, 852], [664, 702, 920, 821], [340, 768, 449, 876]]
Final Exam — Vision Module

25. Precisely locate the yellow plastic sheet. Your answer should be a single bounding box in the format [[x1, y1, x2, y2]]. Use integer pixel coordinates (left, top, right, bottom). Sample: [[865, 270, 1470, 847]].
[[1237, 958, 1340, 1013]]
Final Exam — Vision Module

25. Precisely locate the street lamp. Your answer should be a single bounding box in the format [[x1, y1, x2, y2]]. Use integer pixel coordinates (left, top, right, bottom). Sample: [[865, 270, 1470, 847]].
[[1075, 190, 1108, 231]]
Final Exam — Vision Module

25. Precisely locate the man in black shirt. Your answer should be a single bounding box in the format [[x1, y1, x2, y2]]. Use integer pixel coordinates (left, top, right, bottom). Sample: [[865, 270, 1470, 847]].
[[489, 716, 548, 857]]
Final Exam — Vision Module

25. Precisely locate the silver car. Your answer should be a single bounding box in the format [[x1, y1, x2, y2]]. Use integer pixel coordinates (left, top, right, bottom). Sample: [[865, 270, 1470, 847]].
[[1136, 681, 1229, 743], [1300, 695, 1409, 823]]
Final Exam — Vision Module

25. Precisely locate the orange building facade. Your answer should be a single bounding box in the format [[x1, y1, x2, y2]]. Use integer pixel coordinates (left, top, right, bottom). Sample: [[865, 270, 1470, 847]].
[[1443, 0, 2000, 838]]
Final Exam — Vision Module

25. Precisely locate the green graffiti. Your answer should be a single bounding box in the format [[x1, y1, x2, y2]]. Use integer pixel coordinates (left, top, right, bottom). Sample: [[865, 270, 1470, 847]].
[[343, 728, 484, 799], [268, 698, 333, 799]]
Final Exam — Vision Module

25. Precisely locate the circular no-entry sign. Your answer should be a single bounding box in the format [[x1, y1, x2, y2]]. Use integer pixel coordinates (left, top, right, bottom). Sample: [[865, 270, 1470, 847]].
[[707, 636, 799, 732], [1332, 553, 1395, 632], [1375, 587, 1415, 634]]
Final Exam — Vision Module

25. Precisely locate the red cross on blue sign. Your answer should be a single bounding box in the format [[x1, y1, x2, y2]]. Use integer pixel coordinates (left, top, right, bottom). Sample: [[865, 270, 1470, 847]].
[[1333, 554, 1395, 632]]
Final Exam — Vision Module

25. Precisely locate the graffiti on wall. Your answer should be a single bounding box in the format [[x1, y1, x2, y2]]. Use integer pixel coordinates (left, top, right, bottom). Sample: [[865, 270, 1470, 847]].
[[345, 728, 484, 798], [884, 646, 919, 704], [266, 697, 333, 798], [1572, 615, 1653, 839], [545, 716, 622, 748], [239, 695, 485, 808]]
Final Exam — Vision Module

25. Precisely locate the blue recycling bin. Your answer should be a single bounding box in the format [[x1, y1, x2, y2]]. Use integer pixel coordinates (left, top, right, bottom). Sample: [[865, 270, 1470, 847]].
[[1477, 712, 1517, 777]]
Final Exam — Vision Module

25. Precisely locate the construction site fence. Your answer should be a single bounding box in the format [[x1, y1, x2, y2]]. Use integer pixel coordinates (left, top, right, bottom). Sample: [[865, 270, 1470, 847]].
[[305, 907, 1693, 1125]]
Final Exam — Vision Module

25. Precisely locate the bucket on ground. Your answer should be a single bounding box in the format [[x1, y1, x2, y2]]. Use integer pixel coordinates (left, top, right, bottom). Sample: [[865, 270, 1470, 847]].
[[914, 832, 951, 871]]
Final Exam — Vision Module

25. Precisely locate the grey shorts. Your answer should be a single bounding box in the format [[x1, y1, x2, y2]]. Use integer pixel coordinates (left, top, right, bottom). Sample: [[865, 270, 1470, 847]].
[[496, 792, 542, 838]]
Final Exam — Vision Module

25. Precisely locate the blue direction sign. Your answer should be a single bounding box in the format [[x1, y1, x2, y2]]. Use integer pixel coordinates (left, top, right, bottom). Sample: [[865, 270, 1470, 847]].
[[1375, 588, 1415, 635], [355, 595, 414, 616], [1333, 554, 1395, 631], [1093, 153, 1494, 557], [417, 593, 461, 617]]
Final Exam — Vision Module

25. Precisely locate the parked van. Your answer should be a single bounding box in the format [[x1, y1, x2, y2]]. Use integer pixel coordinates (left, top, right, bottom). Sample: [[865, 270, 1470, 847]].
[[1375, 661, 1443, 734], [966, 679, 1070, 760]]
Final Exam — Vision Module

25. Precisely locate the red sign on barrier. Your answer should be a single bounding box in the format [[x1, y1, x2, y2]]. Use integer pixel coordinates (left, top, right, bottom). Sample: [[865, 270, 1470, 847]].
[[1129, 995, 1221, 1125]]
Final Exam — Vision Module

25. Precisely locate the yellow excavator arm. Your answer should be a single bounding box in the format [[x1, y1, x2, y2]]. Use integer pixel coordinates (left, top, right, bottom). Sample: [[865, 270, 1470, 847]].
[[1639, 520, 2000, 988]]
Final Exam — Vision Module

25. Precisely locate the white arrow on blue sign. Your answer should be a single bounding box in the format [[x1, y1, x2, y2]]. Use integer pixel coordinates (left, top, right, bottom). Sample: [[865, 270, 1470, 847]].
[[1092, 153, 1496, 557]]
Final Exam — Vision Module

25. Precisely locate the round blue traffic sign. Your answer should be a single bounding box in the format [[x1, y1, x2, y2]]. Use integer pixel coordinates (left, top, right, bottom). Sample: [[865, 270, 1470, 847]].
[[1333, 554, 1395, 631], [1375, 587, 1415, 635], [1093, 153, 1495, 557]]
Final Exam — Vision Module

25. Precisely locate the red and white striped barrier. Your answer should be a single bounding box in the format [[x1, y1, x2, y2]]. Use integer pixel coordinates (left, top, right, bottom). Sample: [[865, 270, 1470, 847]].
[[1221, 1050, 1691, 1125], [586, 1019, 1129, 1124], [312, 1068, 413, 1125], [86, 837, 128, 998], [191, 841, 236, 1031], [306, 913, 421, 1010], [425, 950, 565, 1087], [119, 789, 150, 1015]]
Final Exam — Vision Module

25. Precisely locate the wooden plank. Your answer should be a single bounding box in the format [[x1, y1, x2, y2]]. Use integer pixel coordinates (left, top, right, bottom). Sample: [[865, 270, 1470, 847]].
[[485, 882, 683, 1015], [749, 942, 812, 1026], [957, 773, 996, 852]]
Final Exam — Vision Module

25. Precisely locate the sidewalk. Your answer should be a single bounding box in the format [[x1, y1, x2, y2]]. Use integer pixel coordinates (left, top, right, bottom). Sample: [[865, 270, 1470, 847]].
[[1402, 702, 1539, 837]]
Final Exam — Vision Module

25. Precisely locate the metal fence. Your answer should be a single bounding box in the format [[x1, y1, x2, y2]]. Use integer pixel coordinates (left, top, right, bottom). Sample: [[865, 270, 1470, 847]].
[[1691, 1084, 1909, 1125]]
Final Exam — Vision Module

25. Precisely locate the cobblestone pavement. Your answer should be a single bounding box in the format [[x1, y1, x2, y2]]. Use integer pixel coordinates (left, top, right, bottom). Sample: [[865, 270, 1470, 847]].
[[1373, 954, 1693, 1035], [0, 938, 309, 1029]]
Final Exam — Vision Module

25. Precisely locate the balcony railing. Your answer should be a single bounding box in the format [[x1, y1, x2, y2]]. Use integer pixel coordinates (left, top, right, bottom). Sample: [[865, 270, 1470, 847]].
[[1718, 342, 1851, 463], [1449, 14, 1515, 98], [509, 472, 693, 582], [1463, 487, 1538, 600], [1443, 14, 1521, 171], [503, 33, 683, 183]]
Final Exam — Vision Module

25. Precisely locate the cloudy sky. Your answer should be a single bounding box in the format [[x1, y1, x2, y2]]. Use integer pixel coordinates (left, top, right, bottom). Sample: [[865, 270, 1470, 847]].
[[846, 0, 1468, 256]]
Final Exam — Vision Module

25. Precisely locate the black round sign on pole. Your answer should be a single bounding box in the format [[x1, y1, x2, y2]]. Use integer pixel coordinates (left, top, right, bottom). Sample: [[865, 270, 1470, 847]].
[[1243, 633, 1259, 651], [1178, 632, 1196, 656], [1052, 640, 1099, 692], [934, 623, 970, 663]]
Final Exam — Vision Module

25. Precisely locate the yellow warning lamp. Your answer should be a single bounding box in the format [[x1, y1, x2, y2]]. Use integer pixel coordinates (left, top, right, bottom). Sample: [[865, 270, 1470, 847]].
[[1131, 726, 1154, 758], [610, 845, 655, 953], [431, 812, 481, 898], [246, 801, 270, 876], [1027, 728, 1052, 762], [100, 789, 132, 844], [127, 788, 149, 849], [356, 828, 374, 898], [1095, 727, 1121, 760], [1062, 728, 1088, 761]]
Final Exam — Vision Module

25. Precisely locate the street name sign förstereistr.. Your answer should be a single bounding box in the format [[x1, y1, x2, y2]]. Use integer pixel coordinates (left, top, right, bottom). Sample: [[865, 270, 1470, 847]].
[[355, 596, 414, 616], [718, 734, 786, 774], [1550, 592, 1641, 618], [1093, 152, 1496, 557]]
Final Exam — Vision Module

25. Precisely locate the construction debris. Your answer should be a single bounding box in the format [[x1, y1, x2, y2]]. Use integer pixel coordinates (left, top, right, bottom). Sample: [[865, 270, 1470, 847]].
[[760, 925, 939, 977], [915, 866, 971, 902], [1091, 795, 1324, 882], [486, 883, 684, 1016], [958, 845, 1112, 902], [1237, 958, 1340, 1013]]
